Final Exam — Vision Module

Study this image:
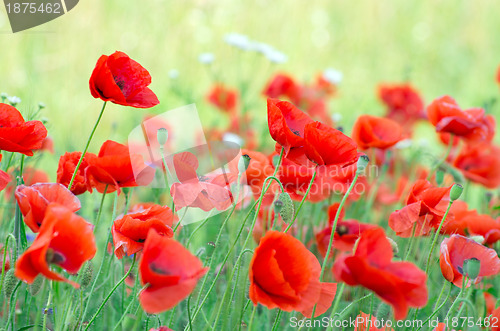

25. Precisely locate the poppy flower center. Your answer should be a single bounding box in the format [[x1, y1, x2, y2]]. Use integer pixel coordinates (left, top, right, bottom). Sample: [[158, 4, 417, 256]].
[[337, 225, 349, 236], [150, 263, 171, 275], [114, 78, 126, 92], [46, 248, 66, 265]]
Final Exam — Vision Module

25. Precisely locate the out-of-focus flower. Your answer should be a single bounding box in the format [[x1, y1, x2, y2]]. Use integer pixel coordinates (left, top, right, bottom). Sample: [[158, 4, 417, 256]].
[[378, 84, 425, 131], [351, 115, 403, 150], [452, 143, 500, 189]]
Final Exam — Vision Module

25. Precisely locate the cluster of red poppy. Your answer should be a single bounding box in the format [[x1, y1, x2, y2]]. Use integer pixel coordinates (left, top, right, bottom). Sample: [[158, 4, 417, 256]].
[[2, 48, 500, 329]]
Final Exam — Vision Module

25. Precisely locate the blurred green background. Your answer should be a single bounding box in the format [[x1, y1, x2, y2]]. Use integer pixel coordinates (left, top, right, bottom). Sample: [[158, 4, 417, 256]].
[[1, 0, 499, 177]]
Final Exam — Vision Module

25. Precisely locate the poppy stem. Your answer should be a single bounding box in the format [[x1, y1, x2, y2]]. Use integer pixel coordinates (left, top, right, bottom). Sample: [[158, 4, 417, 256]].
[[413, 282, 451, 331], [403, 223, 417, 261], [187, 149, 285, 329], [271, 309, 283, 331], [424, 199, 453, 275], [284, 169, 317, 233], [93, 184, 108, 231], [67, 101, 107, 191], [444, 276, 468, 324], [0, 234, 15, 296], [84, 255, 137, 331], [309, 171, 361, 322], [13, 154, 27, 257], [426, 133, 454, 181]]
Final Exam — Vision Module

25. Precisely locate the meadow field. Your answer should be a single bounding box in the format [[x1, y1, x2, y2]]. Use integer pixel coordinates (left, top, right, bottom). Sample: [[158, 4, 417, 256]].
[[1, 1, 500, 330]]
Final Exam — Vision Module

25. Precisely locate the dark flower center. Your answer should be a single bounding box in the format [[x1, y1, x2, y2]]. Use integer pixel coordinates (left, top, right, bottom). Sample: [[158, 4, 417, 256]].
[[150, 263, 171, 275], [336, 225, 349, 236], [46, 249, 66, 265]]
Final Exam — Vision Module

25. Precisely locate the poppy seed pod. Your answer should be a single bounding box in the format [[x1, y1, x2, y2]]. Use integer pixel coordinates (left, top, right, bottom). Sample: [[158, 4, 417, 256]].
[[277, 192, 294, 222], [3, 269, 18, 299], [29, 276, 43, 296], [463, 258, 481, 280], [450, 183, 463, 201], [239, 154, 251, 172], [356, 155, 370, 175], [435, 170, 444, 186], [157, 128, 168, 146], [80, 262, 94, 288]]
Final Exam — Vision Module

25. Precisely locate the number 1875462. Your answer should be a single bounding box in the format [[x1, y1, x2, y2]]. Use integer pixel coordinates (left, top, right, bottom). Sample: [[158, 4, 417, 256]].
[[5, 2, 62, 14]]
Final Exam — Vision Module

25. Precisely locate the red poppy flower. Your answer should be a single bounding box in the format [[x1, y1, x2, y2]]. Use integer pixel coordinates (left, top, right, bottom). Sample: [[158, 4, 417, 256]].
[[496, 65, 500, 85], [0, 169, 10, 192], [354, 312, 394, 331], [333, 227, 428, 320], [139, 229, 208, 314], [316, 219, 376, 256], [57, 151, 97, 195], [15, 183, 81, 233], [490, 306, 500, 331], [112, 203, 176, 259], [149, 328, 174, 331], [85, 140, 155, 194], [267, 99, 314, 156], [277, 158, 335, 202], [377, 84, 425, 130], [170, 152, 234, 212], [89, 51, 159, 108], [15, 203, 96, 287], [452, 143, 500, 189], [442, 200, 500, 245], [207, 84, 238, 114], [389, 180, 453, 237], [249, 231, 337, 318], [484, 292, 496, 316], [263, 73, 301, 103], [440, 234, 500, 288], [304, 121, 359, 166], [240, 149, 279, 208], [351, 115, 403, 150], [0, 103, 47, 156], [427, 96, 495, 143]]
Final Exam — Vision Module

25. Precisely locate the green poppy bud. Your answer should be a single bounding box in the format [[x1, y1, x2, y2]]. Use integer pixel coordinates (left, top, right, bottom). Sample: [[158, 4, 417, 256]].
[[356, 155, 370, 175], [435, 170, 444, 186], [29, 276, 43, 296], [450, 183, 463, 201], [157, 128, 168, 146], [277, 192, 294, 223], [81, 261, 94, 288], [3, 269, 18, 299], [463, 258, 481, 280], [238, 154, 251, 172]]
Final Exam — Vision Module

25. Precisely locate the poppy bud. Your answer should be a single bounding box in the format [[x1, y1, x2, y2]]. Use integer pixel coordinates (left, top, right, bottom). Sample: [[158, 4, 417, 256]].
[[238, 154, 251, 172], [38, 102, 46, 110], [157, 128, 168, 146], [356, 155, 370, 175], [435, 170, 444, 186], [376, 302, 391, 320], [450, 183, 463, 201], [3, 269, 18, 299], [81, 262, 94, 288], [29, 276, 43, 296], [463, 258, 481, 280], [0, 92, 7, 102], [277, 192, 294, 223]]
